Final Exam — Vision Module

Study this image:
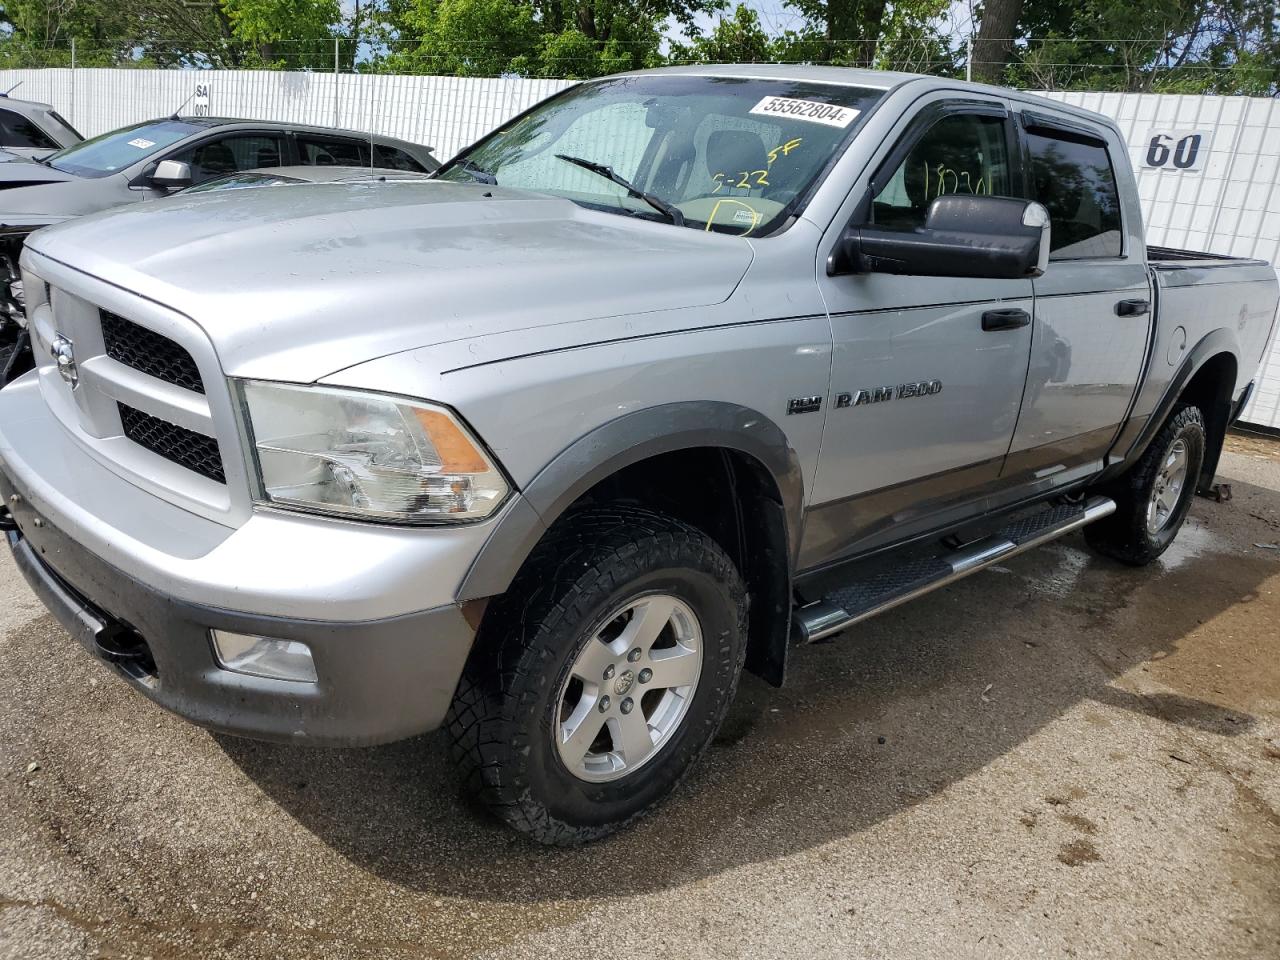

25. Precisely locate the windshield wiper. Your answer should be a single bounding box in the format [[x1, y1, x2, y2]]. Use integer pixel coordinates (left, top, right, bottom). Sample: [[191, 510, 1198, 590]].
[[452, 158, 496, 185], [555, 154, 684, 227]]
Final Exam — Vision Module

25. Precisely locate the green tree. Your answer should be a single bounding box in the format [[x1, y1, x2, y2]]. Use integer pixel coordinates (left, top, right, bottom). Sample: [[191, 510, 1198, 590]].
[[368, 0, 714, 77], [222, 0, 342, 67], [772, 0, 960, 69], [668, 4, 773, 63], [0, 0, 341, 69], [381, 0, 541, 74], [1006, 0, 1278, 93]]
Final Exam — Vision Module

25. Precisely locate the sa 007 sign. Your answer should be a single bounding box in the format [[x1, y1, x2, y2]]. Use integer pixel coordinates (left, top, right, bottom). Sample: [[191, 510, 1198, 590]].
[[1144, 130, 1209, 171]]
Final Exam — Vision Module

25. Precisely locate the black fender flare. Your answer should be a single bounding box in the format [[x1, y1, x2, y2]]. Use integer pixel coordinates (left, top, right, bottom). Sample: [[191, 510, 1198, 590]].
[[1103, 326, 1240, 485], [457, 401, 804, 601]]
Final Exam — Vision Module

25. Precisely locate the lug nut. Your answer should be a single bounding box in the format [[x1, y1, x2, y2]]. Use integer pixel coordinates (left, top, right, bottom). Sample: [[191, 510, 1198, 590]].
[[598, 696, 611, 713], [620, 698, 634, 715], [638, 668, 652, 684], [603, 665, 615, 681], [627, 648, 642, 663]]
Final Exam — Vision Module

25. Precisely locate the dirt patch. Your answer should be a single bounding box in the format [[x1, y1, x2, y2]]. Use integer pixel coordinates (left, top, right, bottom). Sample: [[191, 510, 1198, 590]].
[[1225, 430, 1280, 462], [1057, 839, 1102, 867], [1060, 813, 1099, 836]]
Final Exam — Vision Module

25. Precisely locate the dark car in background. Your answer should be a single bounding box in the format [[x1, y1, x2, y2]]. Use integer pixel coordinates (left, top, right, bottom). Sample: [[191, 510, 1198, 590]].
[[0, 87, 83, 158]]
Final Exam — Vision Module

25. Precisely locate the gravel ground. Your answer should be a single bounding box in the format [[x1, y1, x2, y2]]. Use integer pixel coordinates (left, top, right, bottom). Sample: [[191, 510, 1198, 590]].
[[2, 435, 1279, 960]]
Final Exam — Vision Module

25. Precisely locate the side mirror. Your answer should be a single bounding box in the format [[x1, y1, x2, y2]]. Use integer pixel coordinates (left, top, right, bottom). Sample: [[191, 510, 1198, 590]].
[[829, 195, 1051, 280], [149, 159, 192, 191]]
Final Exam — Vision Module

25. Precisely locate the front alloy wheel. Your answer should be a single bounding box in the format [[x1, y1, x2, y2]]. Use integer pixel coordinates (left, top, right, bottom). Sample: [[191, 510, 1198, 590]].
[[555, 594, 703, 782], [447, 506, 747, 845]]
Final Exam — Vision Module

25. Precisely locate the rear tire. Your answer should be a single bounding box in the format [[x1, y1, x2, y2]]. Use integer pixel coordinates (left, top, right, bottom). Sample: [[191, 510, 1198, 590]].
[[446, 505, 747, 845], [1084, 404, 1206, 566]]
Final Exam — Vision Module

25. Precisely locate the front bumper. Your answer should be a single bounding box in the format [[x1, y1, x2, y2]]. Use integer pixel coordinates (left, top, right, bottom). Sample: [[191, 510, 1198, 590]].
[[2, 482, 476, 745], [0, 373, 489, 746]]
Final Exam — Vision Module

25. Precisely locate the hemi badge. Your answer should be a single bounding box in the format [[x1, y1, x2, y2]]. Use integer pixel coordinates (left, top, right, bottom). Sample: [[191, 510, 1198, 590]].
[[787, 396, 823, 415]]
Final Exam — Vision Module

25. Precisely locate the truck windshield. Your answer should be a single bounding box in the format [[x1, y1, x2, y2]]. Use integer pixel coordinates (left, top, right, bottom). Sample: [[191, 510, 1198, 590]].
[[436, 75, 885, 236], [45, 119, 203, 179]]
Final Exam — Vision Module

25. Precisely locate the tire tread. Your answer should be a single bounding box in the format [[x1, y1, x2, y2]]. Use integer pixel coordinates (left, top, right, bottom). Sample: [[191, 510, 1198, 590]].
[[446, 505, 747, 846]]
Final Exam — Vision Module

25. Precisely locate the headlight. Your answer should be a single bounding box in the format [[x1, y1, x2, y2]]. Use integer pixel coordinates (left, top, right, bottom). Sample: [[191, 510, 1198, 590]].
[[237, 380, 508, 522]]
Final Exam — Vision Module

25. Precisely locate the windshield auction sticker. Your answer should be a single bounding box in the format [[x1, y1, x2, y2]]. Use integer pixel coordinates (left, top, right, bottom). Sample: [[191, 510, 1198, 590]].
[[127, 138, 156, 149], [749, 96, 860, 128]]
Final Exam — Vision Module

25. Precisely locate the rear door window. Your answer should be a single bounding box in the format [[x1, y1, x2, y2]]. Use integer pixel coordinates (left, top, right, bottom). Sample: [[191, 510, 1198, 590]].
[[297, 136, 369, 167], [0, 108, 59, 149], [1026, 128, 1123, 259]]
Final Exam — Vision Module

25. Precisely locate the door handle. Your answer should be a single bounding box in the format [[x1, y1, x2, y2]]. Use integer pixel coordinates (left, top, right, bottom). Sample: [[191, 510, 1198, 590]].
[[1115, 298, 1150, 316], [982, 308, 1031, 332]]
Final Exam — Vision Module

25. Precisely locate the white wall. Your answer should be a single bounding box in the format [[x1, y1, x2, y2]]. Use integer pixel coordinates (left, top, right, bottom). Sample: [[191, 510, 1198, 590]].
[[0, 67, 570, 160], [1, 69, 1277, 426]]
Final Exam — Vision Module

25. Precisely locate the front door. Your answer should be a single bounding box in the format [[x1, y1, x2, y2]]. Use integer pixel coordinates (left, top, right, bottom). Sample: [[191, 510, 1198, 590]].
[[803, 95, 1035, 569], [1002, 112, 1152, 485]]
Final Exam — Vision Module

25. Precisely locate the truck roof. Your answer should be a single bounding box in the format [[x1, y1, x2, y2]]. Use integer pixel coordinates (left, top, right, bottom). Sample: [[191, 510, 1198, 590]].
[[618, 64, 1122, 136]]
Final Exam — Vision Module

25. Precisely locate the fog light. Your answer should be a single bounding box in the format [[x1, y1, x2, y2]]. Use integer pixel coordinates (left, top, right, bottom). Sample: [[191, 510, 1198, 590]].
[[211, 630, 317, 683]]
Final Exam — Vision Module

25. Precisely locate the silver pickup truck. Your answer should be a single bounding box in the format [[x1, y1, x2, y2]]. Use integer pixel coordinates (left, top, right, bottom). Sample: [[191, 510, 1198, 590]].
[[1, 65, 1276, 846]]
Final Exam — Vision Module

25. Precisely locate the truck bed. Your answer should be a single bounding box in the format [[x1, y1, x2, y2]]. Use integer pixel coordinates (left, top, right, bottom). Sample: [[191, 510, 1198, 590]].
[[1139, 248, 1280, 453], [1147, 245, 1273, 270]]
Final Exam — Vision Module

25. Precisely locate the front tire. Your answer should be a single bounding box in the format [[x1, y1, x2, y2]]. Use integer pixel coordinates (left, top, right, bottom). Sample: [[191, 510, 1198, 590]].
[[446, 506, 748, 845], [1084, 404, 1206, 566]]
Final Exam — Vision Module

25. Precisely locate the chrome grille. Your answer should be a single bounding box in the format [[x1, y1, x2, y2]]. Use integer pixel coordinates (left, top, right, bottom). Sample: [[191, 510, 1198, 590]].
[[101, 310, 205, 394], [118, 403, 226, 484]]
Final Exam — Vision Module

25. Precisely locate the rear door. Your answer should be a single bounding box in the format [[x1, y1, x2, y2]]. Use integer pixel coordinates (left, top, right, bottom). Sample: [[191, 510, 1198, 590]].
[[805, 93, 1036, 567], [1002, 110, 1152, 485]]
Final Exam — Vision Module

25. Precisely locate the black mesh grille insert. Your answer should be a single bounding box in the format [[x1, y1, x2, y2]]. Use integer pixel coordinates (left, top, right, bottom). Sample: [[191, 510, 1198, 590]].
[[101, 311, 205, 394], [118, 403, 225, 484]]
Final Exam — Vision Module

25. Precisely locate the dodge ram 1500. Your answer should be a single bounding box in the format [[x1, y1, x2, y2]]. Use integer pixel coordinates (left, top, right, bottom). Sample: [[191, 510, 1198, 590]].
[[2, 65, 1276, 845]]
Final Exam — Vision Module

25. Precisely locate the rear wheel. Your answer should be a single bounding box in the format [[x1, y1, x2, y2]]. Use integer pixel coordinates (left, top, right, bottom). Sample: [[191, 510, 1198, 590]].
[[446, 506, 747, 845], [1084, 404, 1206, 565]]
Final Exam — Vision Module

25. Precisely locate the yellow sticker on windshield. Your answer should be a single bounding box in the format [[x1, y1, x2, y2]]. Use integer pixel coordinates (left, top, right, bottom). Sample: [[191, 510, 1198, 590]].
[[749, 97, 859, 128]]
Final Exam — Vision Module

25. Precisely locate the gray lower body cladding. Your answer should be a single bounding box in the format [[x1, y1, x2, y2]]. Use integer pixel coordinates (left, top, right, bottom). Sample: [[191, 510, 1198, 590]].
[[2, 468, 476, 747]]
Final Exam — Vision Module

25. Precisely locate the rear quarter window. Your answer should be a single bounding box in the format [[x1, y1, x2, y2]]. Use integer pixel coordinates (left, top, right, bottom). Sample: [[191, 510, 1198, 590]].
[[373, 144, 428, 172]]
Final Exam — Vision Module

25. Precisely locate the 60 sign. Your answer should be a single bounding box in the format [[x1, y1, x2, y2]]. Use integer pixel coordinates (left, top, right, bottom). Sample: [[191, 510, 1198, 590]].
[[1144, 130, 1208, 171]]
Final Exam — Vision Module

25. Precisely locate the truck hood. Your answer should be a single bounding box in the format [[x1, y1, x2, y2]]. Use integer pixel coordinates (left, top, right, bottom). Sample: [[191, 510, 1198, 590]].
[[27, 180, 754, 382]]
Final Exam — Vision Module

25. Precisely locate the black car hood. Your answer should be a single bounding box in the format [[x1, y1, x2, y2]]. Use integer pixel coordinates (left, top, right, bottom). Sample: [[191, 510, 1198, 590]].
[[0, 149, 81, 186]]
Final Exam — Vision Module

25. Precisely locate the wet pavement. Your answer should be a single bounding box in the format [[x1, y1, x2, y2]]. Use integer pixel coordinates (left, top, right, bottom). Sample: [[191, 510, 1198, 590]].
[[2, 434, 1279, 959]]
